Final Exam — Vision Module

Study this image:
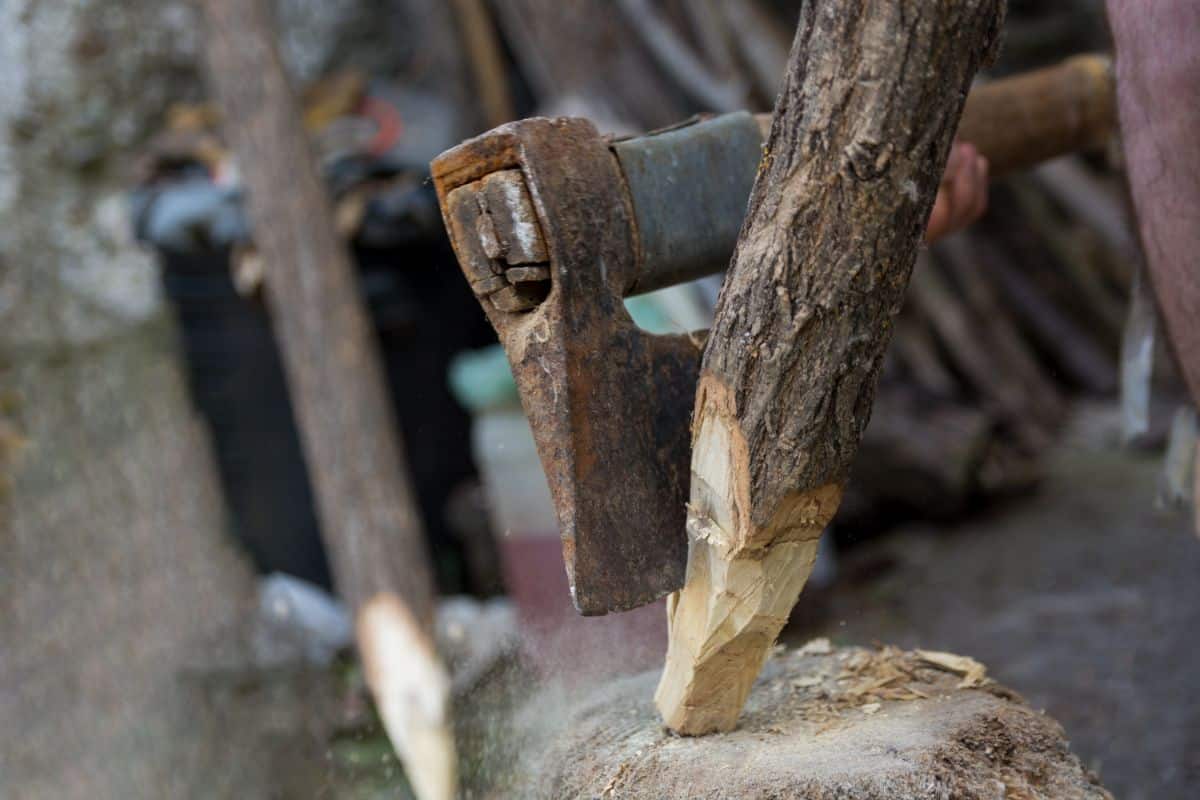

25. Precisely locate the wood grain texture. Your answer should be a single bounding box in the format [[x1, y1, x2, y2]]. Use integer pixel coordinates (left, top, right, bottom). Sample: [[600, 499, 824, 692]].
[[657, 0, 1006, 734]]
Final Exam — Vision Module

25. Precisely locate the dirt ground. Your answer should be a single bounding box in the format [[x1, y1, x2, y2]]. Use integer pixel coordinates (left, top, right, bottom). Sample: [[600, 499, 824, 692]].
[[789, 413, 1200, 799]]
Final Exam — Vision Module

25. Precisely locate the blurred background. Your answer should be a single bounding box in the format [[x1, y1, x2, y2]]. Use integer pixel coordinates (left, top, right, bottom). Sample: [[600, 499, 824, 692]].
[[2, 1, 1197, 798]]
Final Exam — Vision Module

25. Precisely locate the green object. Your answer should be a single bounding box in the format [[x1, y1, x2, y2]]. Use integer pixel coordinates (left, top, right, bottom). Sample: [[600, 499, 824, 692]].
[[448, 345, 520, 413], [448, 289, 703, 414], [625, 294, 677, 334]]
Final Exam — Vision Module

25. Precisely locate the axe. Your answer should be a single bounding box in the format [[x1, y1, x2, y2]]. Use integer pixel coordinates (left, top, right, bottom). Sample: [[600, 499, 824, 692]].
[[431, 54, 1115, 615]]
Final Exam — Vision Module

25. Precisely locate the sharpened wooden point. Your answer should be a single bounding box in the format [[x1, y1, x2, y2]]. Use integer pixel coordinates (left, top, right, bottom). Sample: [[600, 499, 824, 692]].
[[654, 0, 1005, 735], [357, 593, 457, 800], [655, 380, 843, 734], [655, 537, 821, 733]]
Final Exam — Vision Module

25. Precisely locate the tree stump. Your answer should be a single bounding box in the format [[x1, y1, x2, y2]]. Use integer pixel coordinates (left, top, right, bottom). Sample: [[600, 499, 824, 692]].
[[531, 645, 1113, 799]]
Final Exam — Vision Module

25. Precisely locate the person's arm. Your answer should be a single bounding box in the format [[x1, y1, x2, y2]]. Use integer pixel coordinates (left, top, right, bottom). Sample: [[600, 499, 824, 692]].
[[926, 141, 990, 243]]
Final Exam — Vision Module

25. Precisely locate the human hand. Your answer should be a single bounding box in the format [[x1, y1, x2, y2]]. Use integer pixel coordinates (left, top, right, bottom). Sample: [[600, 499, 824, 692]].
[[925, 141, 989, 243]]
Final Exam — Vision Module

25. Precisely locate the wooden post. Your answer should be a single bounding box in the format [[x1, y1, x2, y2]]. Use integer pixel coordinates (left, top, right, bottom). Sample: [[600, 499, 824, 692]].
[[199, 2, 454, 797], [656, 0, 1006, 735]]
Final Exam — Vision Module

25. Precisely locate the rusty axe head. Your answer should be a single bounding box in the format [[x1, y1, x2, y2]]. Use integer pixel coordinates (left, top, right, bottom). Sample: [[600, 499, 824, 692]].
[[432, 117, 715, 614]]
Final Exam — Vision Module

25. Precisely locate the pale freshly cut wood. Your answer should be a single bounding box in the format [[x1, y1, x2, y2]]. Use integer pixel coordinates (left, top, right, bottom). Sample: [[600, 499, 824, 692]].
[[654, 532, 828, 734], [656, 0, 1006, 735], [358, 594, 456, 800]]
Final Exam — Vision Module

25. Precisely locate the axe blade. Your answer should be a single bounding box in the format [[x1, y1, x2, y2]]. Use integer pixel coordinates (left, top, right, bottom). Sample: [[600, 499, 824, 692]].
[[432, 117, 696, 614]]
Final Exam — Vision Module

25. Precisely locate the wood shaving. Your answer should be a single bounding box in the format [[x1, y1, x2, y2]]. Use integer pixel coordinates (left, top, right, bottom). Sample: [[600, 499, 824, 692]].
[[768, 646, 992, 733], [600, 758, 632, 796], [915, 649, 989, 688], [797, 637, 833, 655]]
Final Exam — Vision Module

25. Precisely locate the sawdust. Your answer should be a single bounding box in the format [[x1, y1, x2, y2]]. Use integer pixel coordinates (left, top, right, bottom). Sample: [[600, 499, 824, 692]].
[[797, 636, 833, 655], [778, 642, 983, 731]]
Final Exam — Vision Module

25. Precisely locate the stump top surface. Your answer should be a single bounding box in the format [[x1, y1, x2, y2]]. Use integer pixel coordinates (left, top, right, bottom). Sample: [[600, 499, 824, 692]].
[[532, 644, 1111, 799]]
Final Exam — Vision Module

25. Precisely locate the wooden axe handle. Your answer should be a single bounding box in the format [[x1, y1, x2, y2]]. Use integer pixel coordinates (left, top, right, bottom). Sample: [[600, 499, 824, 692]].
[[957, 53, 1115, 176], [625, 54, 1115, 295], [757, 54, 1115, 176]]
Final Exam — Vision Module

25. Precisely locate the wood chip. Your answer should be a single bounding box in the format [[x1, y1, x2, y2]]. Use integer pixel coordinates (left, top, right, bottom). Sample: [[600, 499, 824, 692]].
[[915, 649, 988, 688], [798, 637, 833, 656], [792, 674, 823, 689]]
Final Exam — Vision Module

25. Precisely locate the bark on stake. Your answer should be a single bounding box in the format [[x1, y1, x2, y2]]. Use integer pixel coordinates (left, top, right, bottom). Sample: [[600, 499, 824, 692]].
[[656, 0, 1006, 735], [199, 1, 454, 796]]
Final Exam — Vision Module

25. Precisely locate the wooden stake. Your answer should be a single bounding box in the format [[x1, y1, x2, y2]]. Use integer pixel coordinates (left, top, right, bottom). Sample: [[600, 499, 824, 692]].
[[199, 2, 454, 796], [655, 0, 1005, 735]]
